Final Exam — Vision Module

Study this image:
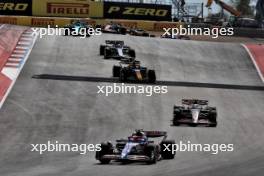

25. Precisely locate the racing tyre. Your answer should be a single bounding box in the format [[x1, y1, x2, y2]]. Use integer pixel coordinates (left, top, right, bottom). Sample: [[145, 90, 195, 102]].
[[148, 70, 156, 83], [100, 45, 105, 55], [119, 28, 127, 35], [209, 110, 217, 127], [173, 108, 181, 126], [160, 140, 176, 159], [95, 24, 102, 29], [113, 66, 121, 77], [95, 142, 113, 164], [120, 69, 127, 82], [129, 49, 136, 58], [64, 28, 71, 36], [145, 144, 158, 164], [104, 48, 111, 59]]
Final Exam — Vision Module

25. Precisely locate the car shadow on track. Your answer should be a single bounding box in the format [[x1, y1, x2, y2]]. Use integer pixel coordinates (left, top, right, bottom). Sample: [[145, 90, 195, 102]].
[[32, 74, 264, 91]]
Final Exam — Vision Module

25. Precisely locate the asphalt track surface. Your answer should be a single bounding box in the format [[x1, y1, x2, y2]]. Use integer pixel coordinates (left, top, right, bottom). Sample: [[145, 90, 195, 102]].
[[0, 33, 264, 176]]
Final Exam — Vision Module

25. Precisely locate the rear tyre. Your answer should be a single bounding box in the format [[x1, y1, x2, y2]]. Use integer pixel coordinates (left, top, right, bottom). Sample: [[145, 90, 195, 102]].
[[100, 45, 105, 55], [160, 140, 176, 159], [148, 70, 156, 83], [119, 28, 127, 35], [129, 49, 136, 58], [113, 66, 121, 77]]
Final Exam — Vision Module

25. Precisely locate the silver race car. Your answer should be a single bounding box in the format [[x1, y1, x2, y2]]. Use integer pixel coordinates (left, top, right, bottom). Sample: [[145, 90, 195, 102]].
[[100, 40, 136, 59], [173, 99, 217, 127]]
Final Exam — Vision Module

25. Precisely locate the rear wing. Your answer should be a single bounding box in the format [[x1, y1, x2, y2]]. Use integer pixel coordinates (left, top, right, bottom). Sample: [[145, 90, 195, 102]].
[[143, 131, 167, 138], [182, 99, 208, 105], [105, 40, 124, 46]]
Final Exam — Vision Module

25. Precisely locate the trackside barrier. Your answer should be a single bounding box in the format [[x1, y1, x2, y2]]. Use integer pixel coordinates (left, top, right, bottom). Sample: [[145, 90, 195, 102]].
[[0, 15, 183, 31]]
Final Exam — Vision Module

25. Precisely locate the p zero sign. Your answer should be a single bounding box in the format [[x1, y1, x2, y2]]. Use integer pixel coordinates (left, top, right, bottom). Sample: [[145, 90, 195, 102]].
[[104, 2, 172, 21], [0, 0, 32, 16]]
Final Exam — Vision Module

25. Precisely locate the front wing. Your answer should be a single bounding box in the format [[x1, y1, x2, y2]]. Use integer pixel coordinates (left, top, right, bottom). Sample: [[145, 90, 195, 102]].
[[101, 154, 150, 161]]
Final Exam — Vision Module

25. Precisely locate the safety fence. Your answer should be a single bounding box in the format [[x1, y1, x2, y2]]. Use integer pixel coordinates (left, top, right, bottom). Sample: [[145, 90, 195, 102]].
[[0, 0, 172, 21]]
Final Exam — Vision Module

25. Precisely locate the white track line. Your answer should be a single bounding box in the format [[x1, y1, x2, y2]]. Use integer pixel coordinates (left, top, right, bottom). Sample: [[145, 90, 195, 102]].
[[20, 37, 32, 41], [18, 42, 31, 45], [241, 44, 264, 83], [13, 50, 26, 54], [5, 63, 19, 67], [15, 46, 28, 50], [11, 54, 24, 58], [9, 58, 22, 62]]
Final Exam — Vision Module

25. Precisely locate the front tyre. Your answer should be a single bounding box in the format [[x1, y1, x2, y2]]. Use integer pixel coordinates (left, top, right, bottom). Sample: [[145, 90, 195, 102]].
[[145, 145, 158, 164], [95, 142, 113, 164], [100, 45, 105, 55], [209, 109, 217, 127], [113, 66, 121, 77], [160, 140, 176, 159], [104, 48, 111, 59]]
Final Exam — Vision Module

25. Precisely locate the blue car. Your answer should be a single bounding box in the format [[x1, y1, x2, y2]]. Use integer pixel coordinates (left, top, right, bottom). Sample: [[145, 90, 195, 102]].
[[95, 130, 175, 164]]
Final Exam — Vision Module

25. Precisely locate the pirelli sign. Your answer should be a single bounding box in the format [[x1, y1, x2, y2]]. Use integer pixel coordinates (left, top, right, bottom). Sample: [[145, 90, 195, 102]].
[[32, 0, 103, 18], [104, 2, 172, 21], [0, 0, 32, 15], [46, 3, 89, 16]]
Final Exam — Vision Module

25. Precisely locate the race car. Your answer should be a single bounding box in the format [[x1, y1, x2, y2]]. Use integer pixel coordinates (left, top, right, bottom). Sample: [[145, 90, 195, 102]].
[[129, 28, 155, 37], [161, 34, 190, 40], [112, 60, 156, 83], [63, 20, 93, 37], [101, 23, 127, 35], [172, 99, 217, 127], [95, 130, 175, 164], [100, 40, 136, 59]]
